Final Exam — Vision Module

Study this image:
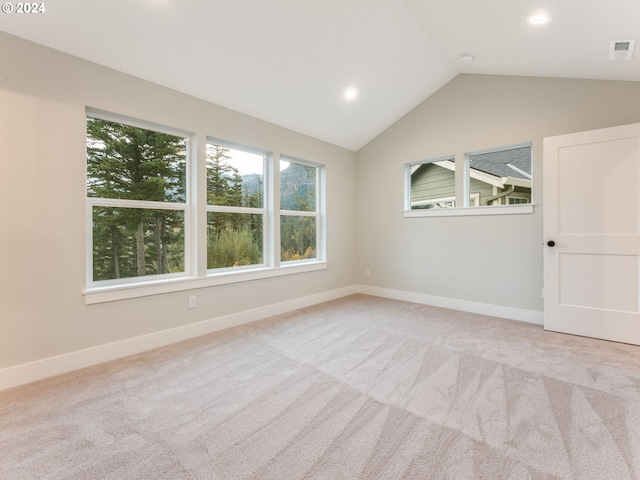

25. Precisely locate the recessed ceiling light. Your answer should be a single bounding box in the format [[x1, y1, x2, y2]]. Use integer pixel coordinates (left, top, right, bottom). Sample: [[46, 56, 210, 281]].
[[527, 13, 551, 26], [344, 88, 358, 101]]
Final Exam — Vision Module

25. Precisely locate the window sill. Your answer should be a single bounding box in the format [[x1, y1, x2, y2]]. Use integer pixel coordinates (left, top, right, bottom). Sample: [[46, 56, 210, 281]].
[[403, 203, 534, 218], [83, 261, 328, 305]]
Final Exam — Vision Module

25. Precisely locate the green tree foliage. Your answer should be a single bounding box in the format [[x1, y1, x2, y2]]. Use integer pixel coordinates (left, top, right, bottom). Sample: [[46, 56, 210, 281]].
[[87, 117, 186, 281], [206, 145, 242, 207], [207, 225, 262, 268], [280, 162, 317, 260], [206, 145, 264, 268], [89, 127, 319, 278], [281, 216, 316, 261]]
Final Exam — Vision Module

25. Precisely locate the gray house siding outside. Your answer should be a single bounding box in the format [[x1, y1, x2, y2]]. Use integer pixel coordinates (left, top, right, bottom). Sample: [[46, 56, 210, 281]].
[[411, 163, 456, 205], [411, 163, 503, 207], [410, 146, 532, 208]]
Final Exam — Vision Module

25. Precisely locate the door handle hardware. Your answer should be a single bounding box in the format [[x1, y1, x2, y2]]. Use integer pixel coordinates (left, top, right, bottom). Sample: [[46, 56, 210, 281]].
[[547, 240, 555, 247]]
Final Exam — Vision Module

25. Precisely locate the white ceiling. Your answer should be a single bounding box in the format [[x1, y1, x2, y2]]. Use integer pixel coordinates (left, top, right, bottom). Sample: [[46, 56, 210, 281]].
[[1, 0, 638, 151]]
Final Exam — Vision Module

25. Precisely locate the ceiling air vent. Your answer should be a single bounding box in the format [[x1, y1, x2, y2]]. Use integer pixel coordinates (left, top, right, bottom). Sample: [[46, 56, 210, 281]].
[[609, 40, 635, 61]]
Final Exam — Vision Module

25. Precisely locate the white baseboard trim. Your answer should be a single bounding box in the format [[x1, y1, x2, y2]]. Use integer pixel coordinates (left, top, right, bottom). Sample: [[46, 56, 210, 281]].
[[0, 285, 357, 392], [356, 285, 544, 326], [0, 284, 543, 391]]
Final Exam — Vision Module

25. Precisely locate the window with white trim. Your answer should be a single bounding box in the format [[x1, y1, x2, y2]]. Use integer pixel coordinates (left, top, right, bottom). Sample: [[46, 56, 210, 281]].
[[206, 142, 265, 270], [466, 144, 532, 207], [86, 115, 189, 284], [85, 111, 326, 300], [407, 155, 456, 210], [405, 143, 532, 217], [280, 158, 319, 261]]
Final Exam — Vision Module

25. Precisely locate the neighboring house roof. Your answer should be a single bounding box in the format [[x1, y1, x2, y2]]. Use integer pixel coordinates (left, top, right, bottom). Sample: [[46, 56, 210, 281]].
[[468, 147, 531, 180], [411, 146, 532, 191]]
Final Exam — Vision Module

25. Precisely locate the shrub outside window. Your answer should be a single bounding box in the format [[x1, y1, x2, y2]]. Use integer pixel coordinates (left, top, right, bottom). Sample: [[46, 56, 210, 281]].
[[206, 142, 265, 270], [85, 112, 327, 302]]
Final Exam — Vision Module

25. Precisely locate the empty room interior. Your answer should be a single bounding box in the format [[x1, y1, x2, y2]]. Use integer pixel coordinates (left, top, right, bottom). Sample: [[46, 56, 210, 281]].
[[2, 1, 640, 478]]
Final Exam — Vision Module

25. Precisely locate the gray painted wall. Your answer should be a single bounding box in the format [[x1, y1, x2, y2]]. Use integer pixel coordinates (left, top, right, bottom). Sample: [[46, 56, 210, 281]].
[[356, 74, 640, 312], [3, 30, 640, 374], [0, 33, 357, 371]]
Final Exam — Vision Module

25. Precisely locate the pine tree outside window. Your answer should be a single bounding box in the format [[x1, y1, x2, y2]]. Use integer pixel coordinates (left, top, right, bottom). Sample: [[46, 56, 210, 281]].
[[85, 111, 327, 303], [86, 114, 188, 284]]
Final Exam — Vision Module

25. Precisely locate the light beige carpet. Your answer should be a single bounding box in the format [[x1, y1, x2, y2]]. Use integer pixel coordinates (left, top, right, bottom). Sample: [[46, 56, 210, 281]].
[[1, 294, 640, 479]]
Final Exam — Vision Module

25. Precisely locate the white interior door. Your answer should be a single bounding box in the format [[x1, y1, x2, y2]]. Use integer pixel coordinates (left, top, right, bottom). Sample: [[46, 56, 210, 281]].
[[543, 123, 640, 345]]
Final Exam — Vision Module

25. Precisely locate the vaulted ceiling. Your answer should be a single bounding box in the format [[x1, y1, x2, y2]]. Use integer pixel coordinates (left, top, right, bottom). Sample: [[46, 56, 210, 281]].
[[1, 0, 638, 150]]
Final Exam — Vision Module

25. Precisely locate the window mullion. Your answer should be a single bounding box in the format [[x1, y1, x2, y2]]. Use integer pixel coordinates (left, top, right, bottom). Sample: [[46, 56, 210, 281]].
[[89, 197, 187, 210], [404, 164, 412, 211], [208, 205, 265, 215], [318, 165, 326, 261], [193, 134, 207, 278], [280, 209, 317, 217], [85, 198, 94, 288], [270, 152, 281, 268], [458, 152, 469, 208]]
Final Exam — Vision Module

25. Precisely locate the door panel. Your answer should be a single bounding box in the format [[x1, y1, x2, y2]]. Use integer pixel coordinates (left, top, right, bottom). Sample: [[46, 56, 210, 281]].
[[559, 253, 639, 313], [558, 138, 639, 235], [543, 123, 640, 345]]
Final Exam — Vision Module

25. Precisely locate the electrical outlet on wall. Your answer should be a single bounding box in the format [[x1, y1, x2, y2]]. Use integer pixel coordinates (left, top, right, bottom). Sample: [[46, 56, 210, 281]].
[[188, 295, 197, 309], [364, 268, 370, 277]]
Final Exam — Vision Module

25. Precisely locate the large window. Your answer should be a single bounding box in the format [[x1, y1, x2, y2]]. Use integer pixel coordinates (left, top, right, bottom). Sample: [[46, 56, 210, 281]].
[[405, 143, 532, 217], [86, 115, 188, 284], [85, 112, 326, 300]]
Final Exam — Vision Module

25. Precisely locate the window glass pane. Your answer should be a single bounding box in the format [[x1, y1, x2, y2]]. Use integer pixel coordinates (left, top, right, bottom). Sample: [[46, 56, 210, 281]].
[[281, 215, 316, 261], [280, 160, 316, 212], [87, 117, 186, 202], [410, 159, 456, 209], [207, 212, 263, 268], [468, 145, 532, 206], [207, 144, 264, 208], [92, 207, 185, 281]]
